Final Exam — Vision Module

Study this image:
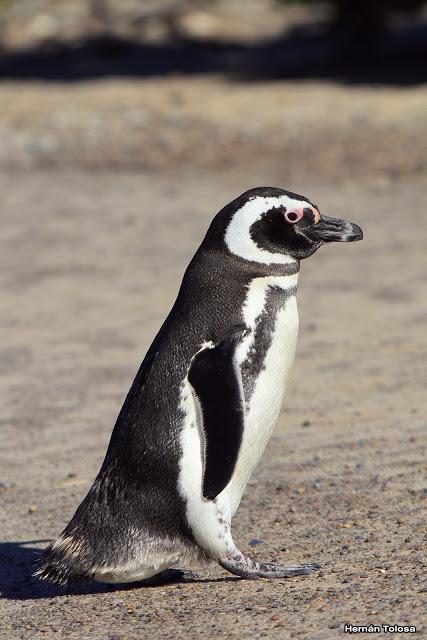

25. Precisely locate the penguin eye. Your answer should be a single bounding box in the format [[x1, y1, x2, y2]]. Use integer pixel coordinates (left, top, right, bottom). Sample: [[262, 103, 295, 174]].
[[284, 210, 303, 224]]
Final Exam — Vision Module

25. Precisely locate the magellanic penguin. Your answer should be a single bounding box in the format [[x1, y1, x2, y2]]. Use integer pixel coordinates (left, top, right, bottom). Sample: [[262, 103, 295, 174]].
[[36, 187, 363, 585]]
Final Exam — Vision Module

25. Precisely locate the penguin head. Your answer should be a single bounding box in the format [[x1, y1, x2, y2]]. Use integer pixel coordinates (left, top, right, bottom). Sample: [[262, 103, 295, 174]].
[[218, 187, 363, 264]]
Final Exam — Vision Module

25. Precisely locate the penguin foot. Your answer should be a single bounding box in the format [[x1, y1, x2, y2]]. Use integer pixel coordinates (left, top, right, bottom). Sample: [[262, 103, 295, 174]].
[[141, 569, 202, 586], [219, 551, 319, 579]]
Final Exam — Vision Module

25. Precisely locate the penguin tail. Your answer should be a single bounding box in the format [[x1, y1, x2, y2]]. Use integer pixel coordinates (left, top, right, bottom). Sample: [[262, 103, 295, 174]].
[[34, 535, 93, 586]]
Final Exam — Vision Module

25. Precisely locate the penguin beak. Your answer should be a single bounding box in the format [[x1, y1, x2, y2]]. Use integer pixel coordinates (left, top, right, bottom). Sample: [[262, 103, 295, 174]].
[[304, 215, 363, 243]]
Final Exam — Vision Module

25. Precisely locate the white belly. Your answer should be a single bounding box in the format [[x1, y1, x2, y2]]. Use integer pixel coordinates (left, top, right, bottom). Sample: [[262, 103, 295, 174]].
[[177, 274, 299, 558], [227, 292, 299, 515]]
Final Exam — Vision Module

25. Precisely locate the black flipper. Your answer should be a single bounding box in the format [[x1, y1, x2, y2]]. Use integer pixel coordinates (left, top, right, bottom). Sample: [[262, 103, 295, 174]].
[[188, 329, 246, 501]]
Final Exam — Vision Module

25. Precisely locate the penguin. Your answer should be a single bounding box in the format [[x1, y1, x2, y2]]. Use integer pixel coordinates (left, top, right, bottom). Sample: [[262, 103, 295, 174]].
[[36, 187, 363, 585]]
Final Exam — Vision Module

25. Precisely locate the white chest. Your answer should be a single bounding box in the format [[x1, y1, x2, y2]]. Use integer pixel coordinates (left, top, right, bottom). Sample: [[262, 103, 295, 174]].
[[177, 273, 299, 555], [226, 275, 299, 513]]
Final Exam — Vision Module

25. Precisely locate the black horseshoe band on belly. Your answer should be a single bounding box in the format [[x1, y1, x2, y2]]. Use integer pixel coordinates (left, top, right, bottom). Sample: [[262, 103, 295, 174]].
[[240, 285, 297, 409]]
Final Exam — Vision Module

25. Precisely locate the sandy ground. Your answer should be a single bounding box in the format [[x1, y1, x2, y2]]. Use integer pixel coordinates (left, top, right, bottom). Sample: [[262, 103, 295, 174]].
[[0, 158, 426, 638], [1, 78, 426, 181], [1, 6, 427, 627]]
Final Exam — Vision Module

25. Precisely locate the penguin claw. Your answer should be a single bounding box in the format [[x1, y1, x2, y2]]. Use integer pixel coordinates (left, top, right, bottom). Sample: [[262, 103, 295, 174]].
[[219, 553, 320, 580]]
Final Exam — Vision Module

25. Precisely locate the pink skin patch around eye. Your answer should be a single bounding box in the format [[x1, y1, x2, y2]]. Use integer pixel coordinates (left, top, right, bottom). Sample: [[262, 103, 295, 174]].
[[284, 209, 304, 224]]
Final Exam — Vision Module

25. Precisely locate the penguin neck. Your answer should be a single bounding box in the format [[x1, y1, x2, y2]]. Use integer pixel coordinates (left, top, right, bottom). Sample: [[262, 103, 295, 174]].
[[185, 248, 300, 293], [228, 252, 300, 280]]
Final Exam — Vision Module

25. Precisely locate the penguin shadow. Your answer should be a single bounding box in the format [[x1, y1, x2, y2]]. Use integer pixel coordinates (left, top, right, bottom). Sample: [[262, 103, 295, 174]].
[[0, 540, 106, 601], [0, 540, 238, 601]]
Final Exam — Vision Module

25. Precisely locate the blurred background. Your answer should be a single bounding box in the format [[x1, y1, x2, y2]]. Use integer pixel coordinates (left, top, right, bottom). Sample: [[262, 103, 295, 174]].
[[0, 0, 426, 175], [1, 1, 427, 637]]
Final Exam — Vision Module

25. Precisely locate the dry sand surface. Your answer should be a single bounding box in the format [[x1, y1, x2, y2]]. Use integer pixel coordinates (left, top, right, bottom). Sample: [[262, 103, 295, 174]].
[[0, 162, 426, 639], [1, 77, 426, 179], [0, 26, 427, 632]]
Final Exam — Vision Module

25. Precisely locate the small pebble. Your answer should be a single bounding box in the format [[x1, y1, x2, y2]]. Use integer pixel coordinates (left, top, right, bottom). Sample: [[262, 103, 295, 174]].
[[249, 538, 264, 546]]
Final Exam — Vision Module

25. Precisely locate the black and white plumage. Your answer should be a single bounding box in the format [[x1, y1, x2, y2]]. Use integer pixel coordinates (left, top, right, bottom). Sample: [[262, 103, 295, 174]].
[[36, 187, 363, 585]]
